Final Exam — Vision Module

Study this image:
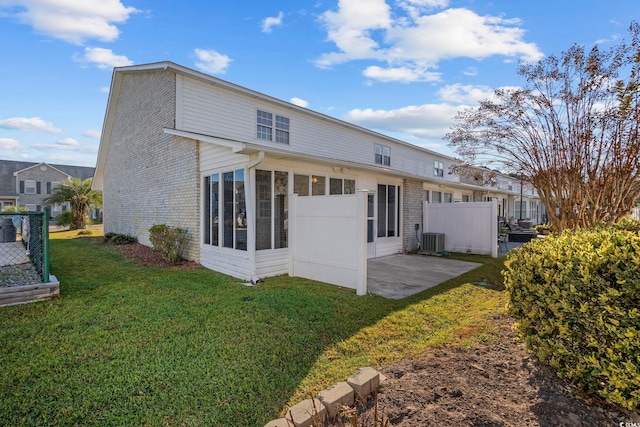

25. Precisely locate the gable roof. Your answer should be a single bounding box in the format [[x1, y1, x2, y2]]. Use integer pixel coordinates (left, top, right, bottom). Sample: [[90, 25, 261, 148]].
[[0, 160, 95, 197], [13, 162, 72, 178], [93, 61, 458, 190]]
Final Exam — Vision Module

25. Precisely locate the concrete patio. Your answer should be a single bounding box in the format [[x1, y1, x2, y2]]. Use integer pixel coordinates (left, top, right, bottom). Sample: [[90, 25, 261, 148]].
[[366, 254, 482, 299], [367, 241, 526, 299]]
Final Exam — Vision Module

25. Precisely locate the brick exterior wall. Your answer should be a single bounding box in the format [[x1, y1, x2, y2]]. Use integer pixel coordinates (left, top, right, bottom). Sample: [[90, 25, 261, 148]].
[[103, 70, 201, 261], [402, 179, 423, 252]]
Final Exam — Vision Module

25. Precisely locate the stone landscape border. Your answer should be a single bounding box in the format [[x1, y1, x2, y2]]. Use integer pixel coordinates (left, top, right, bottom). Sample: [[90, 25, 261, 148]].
[[264, 366, 387, 427]]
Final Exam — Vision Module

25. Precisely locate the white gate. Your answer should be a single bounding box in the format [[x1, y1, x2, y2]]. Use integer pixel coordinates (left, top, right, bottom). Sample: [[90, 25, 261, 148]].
[[288, 191, 368, 295]]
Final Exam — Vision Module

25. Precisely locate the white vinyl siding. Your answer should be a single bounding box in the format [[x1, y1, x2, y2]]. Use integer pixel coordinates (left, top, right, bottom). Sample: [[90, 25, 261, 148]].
[[178, 76, 458, 182]]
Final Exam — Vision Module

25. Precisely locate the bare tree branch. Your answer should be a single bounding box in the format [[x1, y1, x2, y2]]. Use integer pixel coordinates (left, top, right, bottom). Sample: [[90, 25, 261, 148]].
[[445, 22, 640, 231]]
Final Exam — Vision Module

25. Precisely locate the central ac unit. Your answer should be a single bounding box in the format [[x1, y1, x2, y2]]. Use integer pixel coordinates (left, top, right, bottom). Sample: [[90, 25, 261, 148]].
[[422, 232, 445, 253]]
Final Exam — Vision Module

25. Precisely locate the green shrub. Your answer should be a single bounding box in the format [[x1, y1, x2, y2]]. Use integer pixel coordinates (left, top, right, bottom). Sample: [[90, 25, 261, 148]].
[[103, 232, 137, 245], [503, 227, 640, 409], [0, 205, 28, 213], [53, 210, 74, 227], [148, 224, 189, 263]]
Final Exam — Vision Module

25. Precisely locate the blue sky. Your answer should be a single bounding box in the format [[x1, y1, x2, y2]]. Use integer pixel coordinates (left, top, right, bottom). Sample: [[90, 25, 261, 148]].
[[0, 0, 638, 167]]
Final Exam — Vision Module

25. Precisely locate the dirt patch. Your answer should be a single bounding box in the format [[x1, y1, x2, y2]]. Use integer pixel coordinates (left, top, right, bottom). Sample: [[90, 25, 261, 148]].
[[335, 315, 640, 427], [104, 241, 199, 270]]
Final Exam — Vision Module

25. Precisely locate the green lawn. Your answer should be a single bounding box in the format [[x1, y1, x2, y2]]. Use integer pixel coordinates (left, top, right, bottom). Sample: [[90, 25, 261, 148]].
[[1, 237, 507, 426]]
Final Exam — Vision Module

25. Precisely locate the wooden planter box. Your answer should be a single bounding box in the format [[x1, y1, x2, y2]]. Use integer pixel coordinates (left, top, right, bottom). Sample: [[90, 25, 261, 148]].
[[0, 276, 59, 307]]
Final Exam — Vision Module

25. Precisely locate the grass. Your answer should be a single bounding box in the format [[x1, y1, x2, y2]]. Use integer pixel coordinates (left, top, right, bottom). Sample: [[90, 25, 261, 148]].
[[0, 234, 508, 426]]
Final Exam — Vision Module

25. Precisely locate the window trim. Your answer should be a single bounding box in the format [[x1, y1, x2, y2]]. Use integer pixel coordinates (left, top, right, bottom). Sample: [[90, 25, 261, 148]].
[[377, 184, 401, 239], [203, 170, 246, 251], [257, 109, 290, 144], [434, 160, 444, 177], [374, 144, 391, 166], [24, 180, 37, 194], [255, 169, 288, 250]]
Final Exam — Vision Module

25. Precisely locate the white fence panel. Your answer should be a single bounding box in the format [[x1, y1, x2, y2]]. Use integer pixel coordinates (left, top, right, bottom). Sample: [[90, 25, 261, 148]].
[[423, 201, 498, 257], [289, 192, 367, 295]]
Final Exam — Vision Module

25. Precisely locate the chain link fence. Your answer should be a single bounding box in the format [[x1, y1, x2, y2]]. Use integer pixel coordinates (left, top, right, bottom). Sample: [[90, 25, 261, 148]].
[[0, 209, 50, 287]]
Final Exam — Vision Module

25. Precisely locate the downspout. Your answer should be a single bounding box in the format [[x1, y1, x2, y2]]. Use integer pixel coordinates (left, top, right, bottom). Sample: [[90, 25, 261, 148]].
[[245, 151, 265, 283], [247, 150, 265, 169]]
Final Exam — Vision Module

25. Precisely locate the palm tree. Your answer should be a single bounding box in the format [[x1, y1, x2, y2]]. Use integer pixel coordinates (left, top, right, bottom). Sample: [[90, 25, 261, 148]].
[[43, 178, 102, 229]]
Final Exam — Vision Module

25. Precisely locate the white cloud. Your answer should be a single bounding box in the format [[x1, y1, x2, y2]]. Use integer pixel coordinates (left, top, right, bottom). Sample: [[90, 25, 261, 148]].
[[595, 32, 621, 45], [74, 47, 133, 69], [33, 140, 98, 153], [290, 97, 309, 108], [398, 0, 449, 20], [0, 0, 139, 44], [82, 129, 101, 138], [0, 117, 61, 133], [363, 65, 440, 83], [315, 1, 543, 82], [262, 11, 284, 33], [462, 67, 477, 76], [438, 83, 521, 104], [194, 48, 232, 74], [344, 103, 466, 140], [0, 138, 21, 150], [56, 138, 79, 146], [438, 84, 492, 104], [316, 0, 392, 68]]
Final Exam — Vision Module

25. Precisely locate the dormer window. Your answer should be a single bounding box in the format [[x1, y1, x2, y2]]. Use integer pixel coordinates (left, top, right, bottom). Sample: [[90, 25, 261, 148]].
[[257, 110, 289, 144], [375, 144, 390, 166], [434, 161, 444, 177]]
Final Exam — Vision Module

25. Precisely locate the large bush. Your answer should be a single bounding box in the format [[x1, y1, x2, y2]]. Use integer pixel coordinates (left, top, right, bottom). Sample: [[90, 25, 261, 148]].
[[148, 224, 189, 263], [503, 225, 640, 409]]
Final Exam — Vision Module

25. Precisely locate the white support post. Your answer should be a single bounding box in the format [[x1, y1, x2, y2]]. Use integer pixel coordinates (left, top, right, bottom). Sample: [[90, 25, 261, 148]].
[[491, 198, 498, 258], [288, 193, 298, 278], [356, 189, 368, 296]]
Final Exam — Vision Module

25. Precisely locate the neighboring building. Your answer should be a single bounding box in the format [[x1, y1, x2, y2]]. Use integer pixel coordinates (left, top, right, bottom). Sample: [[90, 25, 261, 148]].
[[0, 160, 95, 215], [93, 61, 541, 289]]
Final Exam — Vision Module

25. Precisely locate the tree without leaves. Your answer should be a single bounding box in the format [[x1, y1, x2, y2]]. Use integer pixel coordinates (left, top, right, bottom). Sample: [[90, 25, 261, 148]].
[[445, 23, 640, 231], [43, 177, 103, 230]]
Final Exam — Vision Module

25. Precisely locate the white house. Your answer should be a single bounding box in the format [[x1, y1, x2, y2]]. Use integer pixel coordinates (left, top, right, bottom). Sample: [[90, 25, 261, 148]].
[[93, 61, 541, 293]]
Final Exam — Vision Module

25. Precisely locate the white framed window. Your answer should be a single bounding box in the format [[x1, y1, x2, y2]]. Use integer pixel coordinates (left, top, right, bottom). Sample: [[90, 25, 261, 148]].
[[257, 110, 272, 141], [275, 115, 289, 144], [25, 180, 37, 194], [203, 170, 247, 251], [329, 178, 356, 195], [434, 161, 444, 177], [444, 192, 453, 203], [255, 170, 288, 250], [311, 175, 325, 196], [374, 144, 390, 166], [377, 184, 401, 238], [462, 194, 470, 202], [257, 110, 289, 144], [432, 191, 442, 203]]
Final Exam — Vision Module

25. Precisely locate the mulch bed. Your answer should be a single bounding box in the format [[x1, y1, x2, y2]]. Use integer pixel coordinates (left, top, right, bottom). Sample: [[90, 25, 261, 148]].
[[104, 241, 199, 270]]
